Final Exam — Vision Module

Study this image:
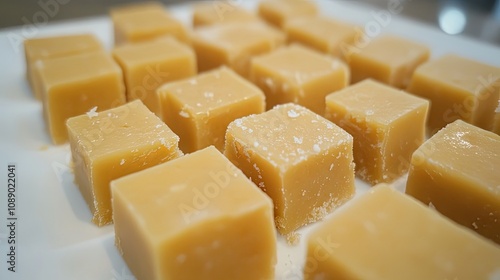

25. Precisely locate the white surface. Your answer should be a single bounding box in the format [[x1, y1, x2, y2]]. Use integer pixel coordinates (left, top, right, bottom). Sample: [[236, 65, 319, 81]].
[[0, 1, 499, 279]]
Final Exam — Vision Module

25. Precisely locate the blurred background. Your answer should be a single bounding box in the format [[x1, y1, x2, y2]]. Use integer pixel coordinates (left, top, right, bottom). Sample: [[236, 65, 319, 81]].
[[1, 0, 499, 45]]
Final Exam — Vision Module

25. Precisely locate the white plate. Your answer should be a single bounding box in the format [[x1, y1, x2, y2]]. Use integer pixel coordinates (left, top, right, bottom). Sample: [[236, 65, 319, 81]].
[[0, 1, 499, 279]]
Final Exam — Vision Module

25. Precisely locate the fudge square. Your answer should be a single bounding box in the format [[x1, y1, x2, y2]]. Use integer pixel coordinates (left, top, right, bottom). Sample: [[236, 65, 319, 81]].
[[348, 35, 430, 89], [406, 120, 500, 244], [407, 54, 500, 134], [111, 146, 276, 280], [305, 184, 500, 280], [225, 103, 355, 235], [157, 67, 265, 153], [111, 2, 189, 45], [258, 0, 317, 28], [36, 51, 126, 144], [112, 37, 196, 115], [192, 21, 285, 77], [250, 44, 349, 114], [192, 2, 260, 27], [325, 79, 429, 185], [285, 16, 358, 60], [24, 34, 103, 100], [66, 100, 182, 226]]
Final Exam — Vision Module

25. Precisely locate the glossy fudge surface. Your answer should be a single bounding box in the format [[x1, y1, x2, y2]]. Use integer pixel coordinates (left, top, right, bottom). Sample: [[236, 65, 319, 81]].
[[24, 34, 103, 100], [408, 54, 500, 133], [111, 2, 189, 45], [37, 51, 126, 144], [225, 103, 355, 234], [192, 22, 285, 77], [258, 0, 317, 27], [113, 38, 196, 115], [193, 3, 260, 27], [158, 67, 265, 153], [406, 120, 500, 244], [111, 146, 276, 280], [325, 79, 429, 184], [67, 100, 182, 226], [349, 35, 430, 88], [250, 44, 349, 114], [305, 184, 500, 280], [285, 16, 358, 59]]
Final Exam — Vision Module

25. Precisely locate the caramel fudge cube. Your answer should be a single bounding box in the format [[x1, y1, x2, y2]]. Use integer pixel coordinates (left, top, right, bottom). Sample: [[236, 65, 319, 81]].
[[408, 54, 500, 134], [113, 38, 196, 115], [258, 0, 317, 28], [305, 184, 500, 280], [250, 44, 349, 114], [111, 2, 189, 45], [494, 102, 500, 134], [193, 2, 260, 27], [24, 34, 103, 100], [325, 79, 429, 185], [285, 16, 358, 60], [67, 100, 182, 226], [192, 22, 285, 77], [158, 67, 265, 153], [225, 103, 355, 234], [406, 120, 500, 244], [36, 51, 126, 144], [111, 146, 276, 280], [348, 35, 429, 89]]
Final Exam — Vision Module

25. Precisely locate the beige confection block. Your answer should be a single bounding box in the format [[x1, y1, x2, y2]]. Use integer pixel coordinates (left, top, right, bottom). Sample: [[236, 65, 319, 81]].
[[24, 34, 103, 100], [66, 100, 182, 226], [36, 51, 126, 144], [408, 54, 500, 134], [111, 146, 276, 280], [258, 0, 317, 28], [285, 16, 358, 60], [111, 2, 189, 45], [325, 79, 429, 185], [113, 38, 197, 115], [158, 67, 265, 153], [305, 184, 500, 280], [348, 35, 430, 88], [225, 103, 355, 235], [250, 44, 349, 115], [406, 120, 500, 244], [192, 22, 285, 77], [192, 2, 260, 27]]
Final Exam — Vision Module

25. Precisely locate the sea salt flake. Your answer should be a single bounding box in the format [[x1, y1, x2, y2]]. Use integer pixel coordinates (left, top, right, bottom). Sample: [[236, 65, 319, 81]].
[[288, 109, 300, 118], [86, 106, 98, 119]]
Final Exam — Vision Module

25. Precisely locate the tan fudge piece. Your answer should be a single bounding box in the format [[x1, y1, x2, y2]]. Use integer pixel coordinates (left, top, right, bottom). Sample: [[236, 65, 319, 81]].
[[325, 79, 429, 185], [112, 38, 196, 115], [192, 22, 285, 77], [66, 100, 182, 226], [111, 2, 189, 45], [406, 120, 500, 244], [258, 0, 317, 28], [408, 54, 500, 134], [225, 103, 355, 234], [285, 16, 358, 60], [158, 67, 265, 153], [250, 44, 349, 114], [349, 35, 430, 88], [111, 146, 276, 280], [193, 2, 260, 27], [36, 51, 126, 144], [305, 184, 500, 280], [24, 34, 103, 100]]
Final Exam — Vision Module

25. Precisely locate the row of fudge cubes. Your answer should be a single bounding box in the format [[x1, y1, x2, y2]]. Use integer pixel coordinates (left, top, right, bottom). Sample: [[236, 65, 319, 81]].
[[109, 147, 500, 280], [24, 33, 196, 144]]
